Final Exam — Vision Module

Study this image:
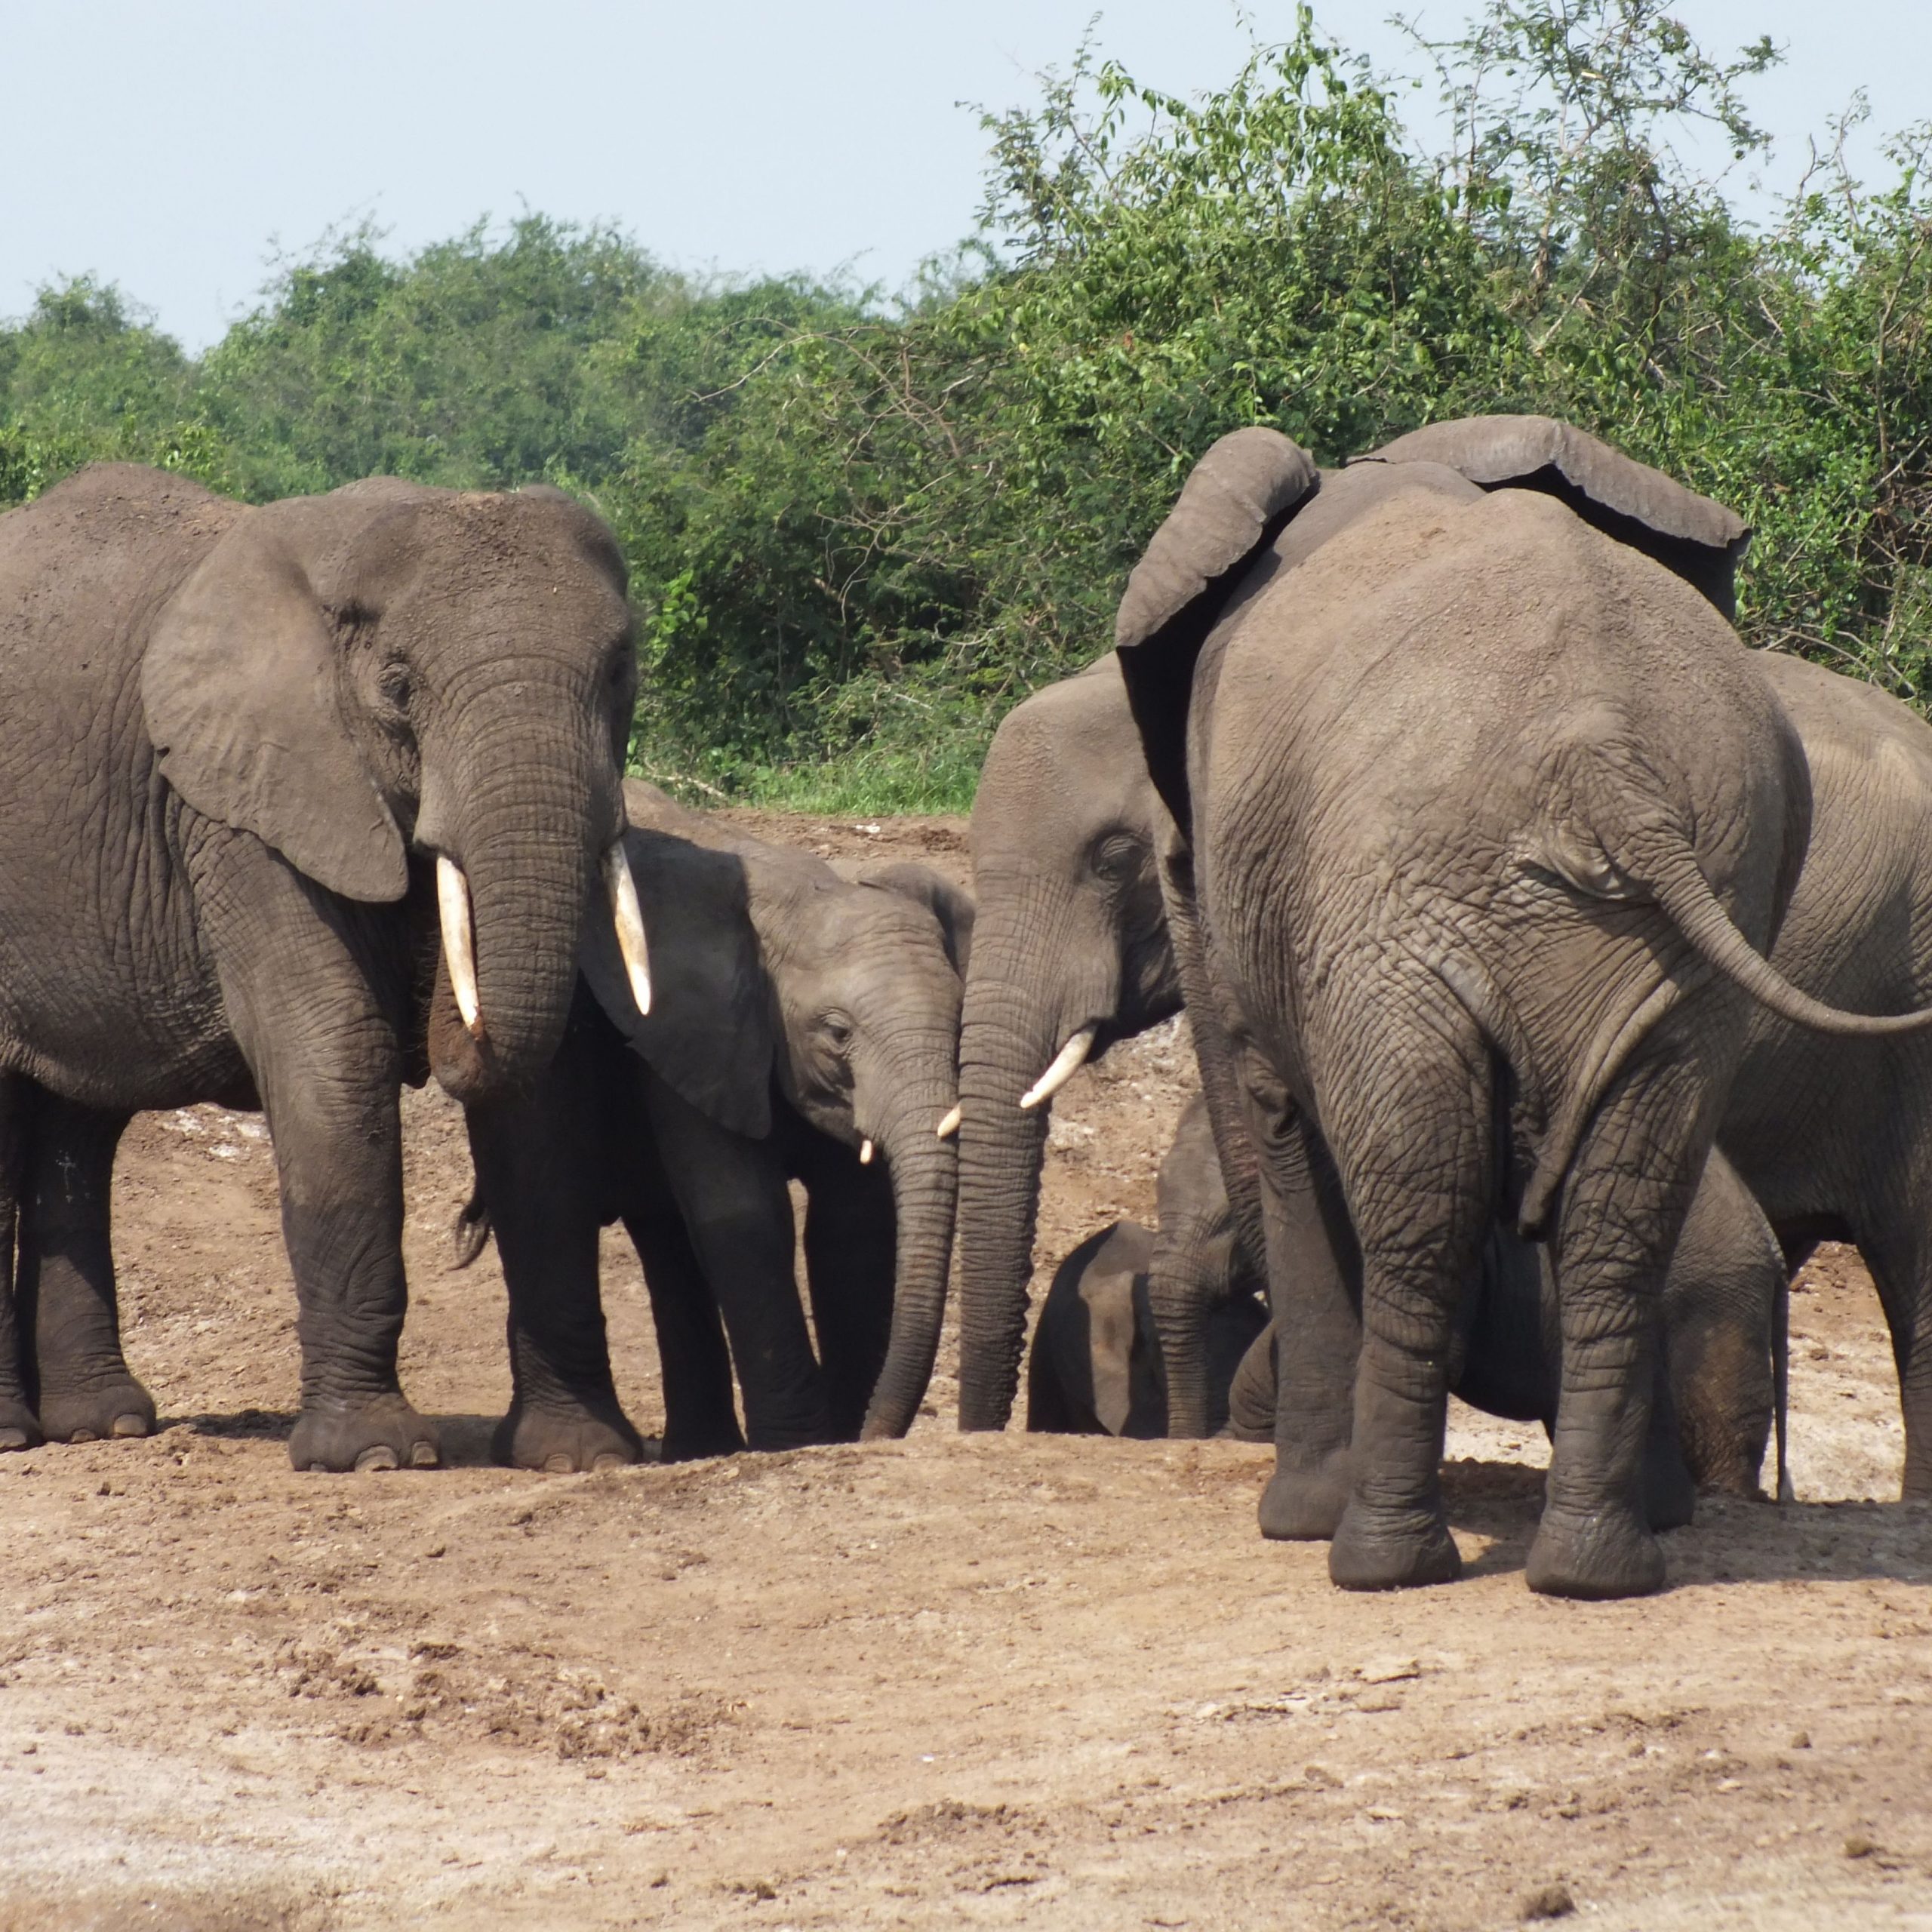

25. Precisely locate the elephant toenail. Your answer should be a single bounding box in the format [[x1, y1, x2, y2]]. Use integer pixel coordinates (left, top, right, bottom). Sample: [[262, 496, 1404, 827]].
[[591, 1452, 626, 1472], [543, 1452, 575, 1474], [68, 1428, 98, 1444], [0, 1428, 29, 1451], [408, 1441, 439, 1469], [306, 1461, 331, 1473], [111, 1414, 148, 1438], [355, 1445, 401, 1472]]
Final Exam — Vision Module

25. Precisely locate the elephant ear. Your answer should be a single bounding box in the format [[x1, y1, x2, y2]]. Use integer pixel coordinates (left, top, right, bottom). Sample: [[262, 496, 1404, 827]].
[[835, 859, 976, 977], [142, 504, 408, 902], [580, 827, 775, 1140], [1115, 427, 1319, 827], [1357, 415, 1749, 617]]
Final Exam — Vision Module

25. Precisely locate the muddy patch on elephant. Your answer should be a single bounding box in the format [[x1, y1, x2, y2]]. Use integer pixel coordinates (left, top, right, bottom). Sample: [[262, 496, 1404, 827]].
[[2, 812, 1929, 1929]]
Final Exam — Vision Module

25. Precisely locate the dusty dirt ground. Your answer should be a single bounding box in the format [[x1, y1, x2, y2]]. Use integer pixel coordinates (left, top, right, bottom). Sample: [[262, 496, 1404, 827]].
[[2, 811, 1930, 1932]]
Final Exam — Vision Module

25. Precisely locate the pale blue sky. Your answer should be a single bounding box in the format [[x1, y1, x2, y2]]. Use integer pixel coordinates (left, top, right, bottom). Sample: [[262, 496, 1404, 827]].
[[5, 1, 1924, 349]]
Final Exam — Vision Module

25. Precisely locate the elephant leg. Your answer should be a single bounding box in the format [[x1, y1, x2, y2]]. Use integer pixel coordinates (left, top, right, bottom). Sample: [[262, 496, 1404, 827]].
[[622, 1201, 744, 1460], [0, 1076, 39, 1447], [1251, 1106, 1362, 1543], [1851, 1190, 1932, 1500], [1660, 1149, 1780, 1500], [1641, 1356, 1698, 1528], [1321, 1030, 1491, 1592], [1527, 1050, 1715, 1601], [616, 1112, 743, 1460], [641, 1072, 834, 1451], [468, 1016, 645, 1474], [790, 1123, 896, 1441], [18, 1094, 154, 1444]]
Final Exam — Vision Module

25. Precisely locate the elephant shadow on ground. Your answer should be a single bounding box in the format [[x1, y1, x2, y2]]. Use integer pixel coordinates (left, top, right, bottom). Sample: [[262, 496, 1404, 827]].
[[1441, 1459, 1932, 1588], [179, 1411, 515, 1467]]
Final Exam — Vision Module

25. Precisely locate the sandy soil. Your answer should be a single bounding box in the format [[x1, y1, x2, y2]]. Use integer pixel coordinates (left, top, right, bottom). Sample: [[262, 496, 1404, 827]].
[[2, 812, 1929, 1931]]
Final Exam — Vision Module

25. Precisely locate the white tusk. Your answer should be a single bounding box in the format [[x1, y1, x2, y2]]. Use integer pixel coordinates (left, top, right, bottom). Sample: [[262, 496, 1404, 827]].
[[1020, 1025, 1097, 1111], [436, 854, 484, 1039], [602, 840, 652, 1017], [860, 1138, 875, 1165], [936, 1104, 962, 1140]]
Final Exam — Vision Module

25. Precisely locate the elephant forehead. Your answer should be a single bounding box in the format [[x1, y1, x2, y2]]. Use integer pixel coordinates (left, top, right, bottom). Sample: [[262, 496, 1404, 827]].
[[341, 492, 631, 623]]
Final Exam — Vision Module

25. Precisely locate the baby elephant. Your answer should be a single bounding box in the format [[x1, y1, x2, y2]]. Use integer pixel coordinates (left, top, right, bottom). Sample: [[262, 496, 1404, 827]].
[[1028, 1095, 1269, 1437], [1026, 1220, 1269, 1437], [1115, 1096, 1790, 1507]]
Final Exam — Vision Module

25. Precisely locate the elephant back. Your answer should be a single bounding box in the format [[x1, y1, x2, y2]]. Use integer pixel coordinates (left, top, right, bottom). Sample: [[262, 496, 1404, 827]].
[[1355, 415, 1749, 617]]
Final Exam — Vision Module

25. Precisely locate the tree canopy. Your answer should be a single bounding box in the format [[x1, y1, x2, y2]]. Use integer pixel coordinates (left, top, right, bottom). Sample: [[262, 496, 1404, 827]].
[[5, 0, 1928, 809]]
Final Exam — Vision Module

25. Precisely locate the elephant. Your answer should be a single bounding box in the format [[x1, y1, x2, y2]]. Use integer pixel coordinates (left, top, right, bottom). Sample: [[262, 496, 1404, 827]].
[[955, 652, 1182, 1431], [1026, 1096, 1271, 1438], [1032, 1091, 1786, 1507], [0, 463, 646, 1470], [1715, 651, 1932, 1498], [1112, 414, 1932, 1596], [453, 782, 968, 1467]]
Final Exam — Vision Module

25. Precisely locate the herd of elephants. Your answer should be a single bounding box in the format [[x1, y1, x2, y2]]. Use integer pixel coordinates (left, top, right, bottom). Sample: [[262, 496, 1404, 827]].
[[4, 414, 1932, 1605]]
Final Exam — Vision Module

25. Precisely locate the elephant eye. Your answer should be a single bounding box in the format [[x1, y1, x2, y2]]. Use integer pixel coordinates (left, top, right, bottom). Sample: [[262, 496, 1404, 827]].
[[377, 662, 413, 711], [1091, 834, 1143, 885], [820, 1012, 854, 1051]]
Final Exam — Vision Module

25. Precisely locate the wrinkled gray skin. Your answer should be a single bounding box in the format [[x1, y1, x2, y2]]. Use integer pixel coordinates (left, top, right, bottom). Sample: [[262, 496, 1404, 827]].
[[1026, 1214, 1270, 1439], [955, 655, 1181, 1429], [1201, 1139, 1786, 1507], [1144, 1093, 1267, 1438], [0, 465, 635, 1470], [1719, 654, 1932, 1498], [1116, 418, 1932, 1596], [1038, 1093, 1784, 1506], [456, 783, 966, 1466]]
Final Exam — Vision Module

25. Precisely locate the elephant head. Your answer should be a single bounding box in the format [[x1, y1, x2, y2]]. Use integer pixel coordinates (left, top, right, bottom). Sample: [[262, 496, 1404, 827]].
[[582, 783, 964, 1438], [142, 478, 644, 1098], [952, 655, 1183, 1430]]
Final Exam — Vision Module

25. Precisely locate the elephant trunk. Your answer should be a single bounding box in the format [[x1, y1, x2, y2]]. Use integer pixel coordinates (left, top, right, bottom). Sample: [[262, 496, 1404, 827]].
[[859, 1054, 961, 1439], [430, 710, 613, 1098], [1147, 1215, 1227, 1438], [955, 972, 1069, 1432]]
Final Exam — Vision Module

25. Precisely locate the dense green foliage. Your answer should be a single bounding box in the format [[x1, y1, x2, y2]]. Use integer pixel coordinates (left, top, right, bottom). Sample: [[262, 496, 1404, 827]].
[[5, 1, 1930, 808]]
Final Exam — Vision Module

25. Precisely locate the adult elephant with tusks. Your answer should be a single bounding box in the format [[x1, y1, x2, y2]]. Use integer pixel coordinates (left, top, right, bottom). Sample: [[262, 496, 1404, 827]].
[[0, 463, 652, 1470], [1115, 416, 1932, 1598], [954, 654, 1182, 1432]]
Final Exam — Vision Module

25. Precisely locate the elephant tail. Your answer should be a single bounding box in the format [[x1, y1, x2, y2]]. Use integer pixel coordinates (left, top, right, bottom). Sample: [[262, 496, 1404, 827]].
[[1773, 1265, 1795, 1503], [451, 1191, 492, 1271], [1644, 845, 1932, 1037]]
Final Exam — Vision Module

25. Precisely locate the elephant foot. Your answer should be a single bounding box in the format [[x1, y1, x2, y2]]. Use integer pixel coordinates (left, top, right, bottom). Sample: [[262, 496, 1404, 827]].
[[1257, 1449, 1352, 1541], [1642, 1441, 1698, 1531], [1328, 1500, 1463, 1592], [1525, 1502, 1665, 1600], [0, 1393, 43, 1452], [494, 1401, 646, 1474], [36, 1375, 156, 1446], [290, 1396, 440, 1473]]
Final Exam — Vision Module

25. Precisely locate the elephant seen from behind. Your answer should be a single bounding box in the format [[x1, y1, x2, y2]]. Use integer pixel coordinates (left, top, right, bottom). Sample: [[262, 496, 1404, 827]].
[[1115, 415, 1932, 1597]]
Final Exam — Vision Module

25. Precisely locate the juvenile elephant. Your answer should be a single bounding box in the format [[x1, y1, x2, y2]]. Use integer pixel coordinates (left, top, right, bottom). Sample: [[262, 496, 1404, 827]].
[[1115, 416, 1932, 1595], [0, 465, 646, 1469], [457, 783, 968, 1467]]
